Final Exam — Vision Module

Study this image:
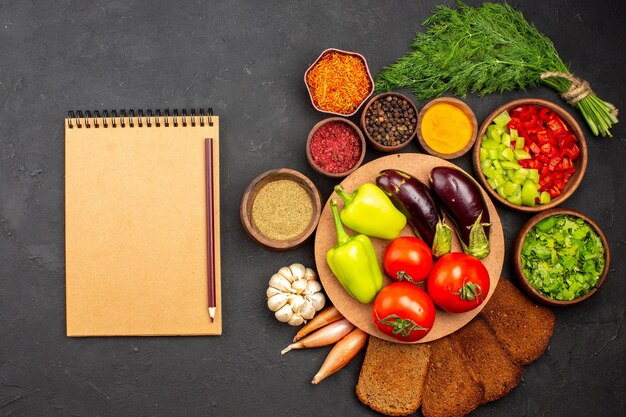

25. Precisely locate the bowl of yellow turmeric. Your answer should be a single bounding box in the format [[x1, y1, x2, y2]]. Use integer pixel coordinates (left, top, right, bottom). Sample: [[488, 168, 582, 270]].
[[416, 97, 478, 159]]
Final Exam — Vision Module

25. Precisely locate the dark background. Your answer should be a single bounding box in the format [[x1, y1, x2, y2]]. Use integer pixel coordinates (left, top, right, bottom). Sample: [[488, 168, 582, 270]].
[[1, 0, 624, 416]]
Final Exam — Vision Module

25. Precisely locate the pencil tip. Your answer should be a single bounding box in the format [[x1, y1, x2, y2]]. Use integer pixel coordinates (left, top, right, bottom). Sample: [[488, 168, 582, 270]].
[[209, 307, 216, 322]]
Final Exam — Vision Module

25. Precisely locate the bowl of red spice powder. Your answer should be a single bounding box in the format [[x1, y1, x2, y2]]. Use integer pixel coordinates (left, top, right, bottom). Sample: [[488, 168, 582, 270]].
[[306, 117, 366, 178]]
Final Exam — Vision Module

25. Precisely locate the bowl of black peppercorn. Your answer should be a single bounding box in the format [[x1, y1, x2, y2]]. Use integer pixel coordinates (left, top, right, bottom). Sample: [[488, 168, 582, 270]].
[[360, 92, 419, 152]]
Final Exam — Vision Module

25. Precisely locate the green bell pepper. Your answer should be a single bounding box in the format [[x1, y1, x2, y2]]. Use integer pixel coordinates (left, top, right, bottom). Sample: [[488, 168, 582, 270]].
[[326, 199, 383, 304], [334, 183, 406, 239]]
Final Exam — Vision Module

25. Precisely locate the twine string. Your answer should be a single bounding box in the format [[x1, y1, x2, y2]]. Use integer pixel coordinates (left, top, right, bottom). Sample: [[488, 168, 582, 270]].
[[540, 71, 593, 105]]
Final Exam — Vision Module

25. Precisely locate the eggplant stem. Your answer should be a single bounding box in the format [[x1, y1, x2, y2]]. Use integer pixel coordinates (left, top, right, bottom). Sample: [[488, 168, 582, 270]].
[[465, 213, 491, 260], [431, 220, 452, 258]]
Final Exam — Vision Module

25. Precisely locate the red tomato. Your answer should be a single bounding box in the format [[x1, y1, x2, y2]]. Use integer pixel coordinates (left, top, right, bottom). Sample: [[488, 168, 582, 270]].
[[372, 282, 435, 342], [427, 253, 490, 314], [383, 237, 433, 283]]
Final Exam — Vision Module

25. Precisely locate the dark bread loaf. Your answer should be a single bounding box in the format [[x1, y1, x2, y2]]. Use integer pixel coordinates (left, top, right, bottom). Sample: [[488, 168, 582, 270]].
[[421, 336, 484, 417], [356, 337, 431, 416], [455, 316, 523, 403], [479, 279, 556, 365]]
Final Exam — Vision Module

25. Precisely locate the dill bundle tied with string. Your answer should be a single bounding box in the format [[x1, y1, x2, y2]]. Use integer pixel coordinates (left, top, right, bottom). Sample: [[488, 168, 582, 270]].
[[376, 2, 618, 137]]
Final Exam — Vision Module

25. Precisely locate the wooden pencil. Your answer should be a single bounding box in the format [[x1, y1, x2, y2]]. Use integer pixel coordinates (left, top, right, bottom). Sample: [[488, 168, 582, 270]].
[[205, 138, 216, 322]]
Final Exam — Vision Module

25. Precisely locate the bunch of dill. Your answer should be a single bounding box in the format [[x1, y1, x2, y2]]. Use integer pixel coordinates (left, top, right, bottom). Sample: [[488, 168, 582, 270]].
[[376, 2, 618, 137]]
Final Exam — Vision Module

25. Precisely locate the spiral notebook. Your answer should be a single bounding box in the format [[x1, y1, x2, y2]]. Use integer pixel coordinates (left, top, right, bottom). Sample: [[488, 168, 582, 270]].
[[65, 109, 222, 336]]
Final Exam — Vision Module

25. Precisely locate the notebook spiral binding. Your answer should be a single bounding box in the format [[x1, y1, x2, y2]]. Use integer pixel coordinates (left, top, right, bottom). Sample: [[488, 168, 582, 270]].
[[67, 108, 214, 129]]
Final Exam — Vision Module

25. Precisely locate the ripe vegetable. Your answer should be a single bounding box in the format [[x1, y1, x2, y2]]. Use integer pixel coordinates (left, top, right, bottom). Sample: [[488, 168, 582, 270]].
[[293, 305, 343, 342], [383, 236, 433, 283], [376, 169, 452, 257], [376, 2, 618, 137], [430, 167, 491, 259], [326, 199, 383, 304], [281, 318, 354, 355], [372, 282, 436, 342], [334, 183, 407, 240], [427, 253, 490, 313], [511, 105, 579, 200], [266, 263, 326, 326], [481, 106, 580, 206], [311, 328, 368, 384], [521, 214, 605, 300]]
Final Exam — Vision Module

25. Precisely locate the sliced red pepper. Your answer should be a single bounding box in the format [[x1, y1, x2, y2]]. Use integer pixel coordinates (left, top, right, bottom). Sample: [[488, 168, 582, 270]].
[[548, 156, 562, 171], [514, 105, 535, 122], [538, 155, 550, 164], [539, 173, 554, 187], [559, 157, 572, 171], [510, 107, 524, 117], [563, 143, 580, 160], [498, 104, 578, 202], [529, 142, 541, 155], [536, 130, 550, 145], [547, 130, 558, 146], [518, 128, 528, 140], [549, 186, 562, 198], [553, 117, 569, 133], [529, 159, 540, 169], [508, 119, 521, 130], [557, 134, 574, 150], [546, 119, 566, 135], [540, 143, 556, 157], [538, 107, 552, 121], [519, 159, 532, 169], [524, 116, 539, 134]]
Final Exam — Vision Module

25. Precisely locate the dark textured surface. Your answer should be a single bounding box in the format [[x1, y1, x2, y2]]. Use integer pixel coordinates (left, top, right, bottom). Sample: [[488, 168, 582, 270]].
[[1, 1, 624, 416]]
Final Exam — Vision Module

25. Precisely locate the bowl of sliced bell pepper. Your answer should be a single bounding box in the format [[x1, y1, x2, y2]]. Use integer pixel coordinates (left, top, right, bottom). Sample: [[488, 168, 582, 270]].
[[472, 98, 587, 212], [512, 208, 610, 306]]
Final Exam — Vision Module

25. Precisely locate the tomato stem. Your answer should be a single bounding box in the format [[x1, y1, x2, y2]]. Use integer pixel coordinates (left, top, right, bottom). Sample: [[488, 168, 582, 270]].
[[395, 271, 414, 283], [374, 310, 428, 338], [454, 279, 484, 303]]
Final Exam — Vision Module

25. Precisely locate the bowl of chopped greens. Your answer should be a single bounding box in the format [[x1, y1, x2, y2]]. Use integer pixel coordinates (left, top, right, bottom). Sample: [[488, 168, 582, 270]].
[[473, 98, 587, 212], [513, 208, 610, 306]]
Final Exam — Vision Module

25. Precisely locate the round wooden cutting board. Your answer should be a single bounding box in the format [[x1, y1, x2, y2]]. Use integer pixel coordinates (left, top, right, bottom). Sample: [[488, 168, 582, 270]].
[[314, 153, 504, 343]]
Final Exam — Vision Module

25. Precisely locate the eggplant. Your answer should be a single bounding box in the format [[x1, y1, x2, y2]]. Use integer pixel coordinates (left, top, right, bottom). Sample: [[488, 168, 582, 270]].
[[376, 169, 451, 257], [429, 166, 491, 259]]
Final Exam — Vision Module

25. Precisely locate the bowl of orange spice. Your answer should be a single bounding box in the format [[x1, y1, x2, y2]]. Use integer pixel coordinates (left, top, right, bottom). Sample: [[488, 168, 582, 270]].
[[416, 97, 478, 159], [304, 48, 374, 117]]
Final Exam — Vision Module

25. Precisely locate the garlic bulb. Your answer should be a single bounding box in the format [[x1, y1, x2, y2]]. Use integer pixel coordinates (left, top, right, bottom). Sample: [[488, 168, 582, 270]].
[[267, 263, 326, 326]]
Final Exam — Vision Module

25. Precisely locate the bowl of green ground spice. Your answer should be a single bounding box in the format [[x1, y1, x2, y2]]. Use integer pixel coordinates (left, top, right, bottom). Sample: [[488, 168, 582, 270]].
[[513, 208, 611, 306], [240, 168, 322, 250]]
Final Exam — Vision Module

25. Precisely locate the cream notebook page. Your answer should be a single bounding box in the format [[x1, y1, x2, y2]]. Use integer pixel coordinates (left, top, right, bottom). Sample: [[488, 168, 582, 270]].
[[65, 113, 221, 336]]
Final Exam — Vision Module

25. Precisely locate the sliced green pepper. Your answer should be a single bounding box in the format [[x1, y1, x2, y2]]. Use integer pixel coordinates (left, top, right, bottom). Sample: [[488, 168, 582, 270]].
[[326, 199, 383, 304], [334, 183, 406, 240]]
